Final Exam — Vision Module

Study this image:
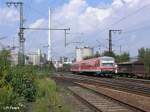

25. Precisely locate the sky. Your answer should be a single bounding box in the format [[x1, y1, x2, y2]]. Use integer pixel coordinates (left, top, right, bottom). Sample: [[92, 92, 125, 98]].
[[0, 0, 150, 60]]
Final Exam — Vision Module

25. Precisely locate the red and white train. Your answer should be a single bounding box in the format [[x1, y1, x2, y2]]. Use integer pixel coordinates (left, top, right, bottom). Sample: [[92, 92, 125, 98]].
[[71, 56, 117, 76]]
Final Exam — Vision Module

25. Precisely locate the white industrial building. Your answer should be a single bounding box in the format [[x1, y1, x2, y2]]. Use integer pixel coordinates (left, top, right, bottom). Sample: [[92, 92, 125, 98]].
[[11, 49, 47, 66], [76, 47, 94, 62], [53, 60, 63, 69], [26, 49, 47, 65], [10, 51, 18, 65], [53, 56, 72, 69], [26, 53, 41, 65]]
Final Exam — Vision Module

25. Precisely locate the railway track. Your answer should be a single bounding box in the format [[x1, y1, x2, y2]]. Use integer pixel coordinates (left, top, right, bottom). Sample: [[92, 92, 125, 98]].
[[54, 76, 143, 112], [52, 73, 150, 112], [56, 73, 150, 97], [115, 77, 150, 87], [68, 86, 142, 112]]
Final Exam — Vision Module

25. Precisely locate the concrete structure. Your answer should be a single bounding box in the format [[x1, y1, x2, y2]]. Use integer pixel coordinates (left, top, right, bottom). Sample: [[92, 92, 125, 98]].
[[26, 49, 47, 65], [76, 47, 94, 62], [60, 56, 68, 63], [10, 51, 18, 65], [60, 56, 72, 64], [10, 49, 47, 66], [26, 53, 41, 65], [53, 57, 72, 70], [53, 60, 63, 69]]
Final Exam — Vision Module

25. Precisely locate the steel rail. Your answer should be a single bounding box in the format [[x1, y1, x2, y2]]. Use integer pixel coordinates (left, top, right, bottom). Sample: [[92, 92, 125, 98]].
[[55, 73, 150, 97], [53, 76, 145, 112]]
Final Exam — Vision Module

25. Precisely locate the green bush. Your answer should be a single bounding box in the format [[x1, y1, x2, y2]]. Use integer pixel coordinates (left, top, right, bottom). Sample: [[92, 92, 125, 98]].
[[32, 78, 70, 112], [0, 86, 26, 112], [10, 66, 37, 102]]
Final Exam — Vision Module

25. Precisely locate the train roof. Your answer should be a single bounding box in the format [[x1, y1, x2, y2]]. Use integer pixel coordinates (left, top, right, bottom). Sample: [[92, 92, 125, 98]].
[[101, 56, 114, 60], [72, 56, 114, 65]]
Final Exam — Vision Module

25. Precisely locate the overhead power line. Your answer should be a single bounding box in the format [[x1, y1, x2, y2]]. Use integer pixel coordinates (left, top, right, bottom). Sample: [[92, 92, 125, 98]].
[[112, 3, 150, 26], [23, 27, 70, 31], [123, 25, 150, 34], [23, 27, 70, 48], [99, 2, 150, 32]]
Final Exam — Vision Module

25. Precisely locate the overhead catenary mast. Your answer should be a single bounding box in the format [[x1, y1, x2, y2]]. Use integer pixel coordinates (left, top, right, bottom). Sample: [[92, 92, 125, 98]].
[[6, 2, 25, 65], [23, 8, 70, 61], [48, 8, 52, 61], [108, 29, 121, 53]]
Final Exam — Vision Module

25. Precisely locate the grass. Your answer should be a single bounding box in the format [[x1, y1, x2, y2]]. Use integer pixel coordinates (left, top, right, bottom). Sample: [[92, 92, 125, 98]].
[[31, 77, 71, 112]]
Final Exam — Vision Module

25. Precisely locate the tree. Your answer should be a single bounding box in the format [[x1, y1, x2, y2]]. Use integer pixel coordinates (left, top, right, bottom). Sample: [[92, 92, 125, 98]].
[[83, 51, 101, 60], [83, 56, 94, 60], [102, 51, 116, 57], [0, 50, 11, 70], [138, 47, 146, 61], [0, 50, 11, 87], [95, 51, 100, 57], [115, 52, 130, 63], [138, 48, 150, 78]]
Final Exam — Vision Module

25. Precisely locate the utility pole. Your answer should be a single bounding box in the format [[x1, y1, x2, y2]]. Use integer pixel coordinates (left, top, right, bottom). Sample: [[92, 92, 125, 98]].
[[64, 29, 68, 47], [119, 45, 122, 54], [48, 8, 52, 61], [23, 27, 70, 60], [24, 28, 70, 41], [109, 29, 121, 53], [6, 2, 25, 65]]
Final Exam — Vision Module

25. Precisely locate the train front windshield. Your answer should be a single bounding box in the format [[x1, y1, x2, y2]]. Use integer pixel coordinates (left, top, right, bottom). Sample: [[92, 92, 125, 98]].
[[102, 63, 114, 67], [101, 56, 115, 67]]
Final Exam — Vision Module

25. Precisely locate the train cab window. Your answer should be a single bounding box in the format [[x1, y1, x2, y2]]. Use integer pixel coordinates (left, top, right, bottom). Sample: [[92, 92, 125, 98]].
[[102, 63, 113, 67]]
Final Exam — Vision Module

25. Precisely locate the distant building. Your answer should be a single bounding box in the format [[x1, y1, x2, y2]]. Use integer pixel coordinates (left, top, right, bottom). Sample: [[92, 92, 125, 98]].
[[60, 56, 72, 64], [53, 60, 63, 69], [41, 53, 47, 65], [10, 51, 18, 65], [60, 56, 68, 63], [53, 56, 72, 70], [26, 53, 40, 65], [26, 49, 47, 65], [10, 49, 47, 66], [76, 46, 94, 62]]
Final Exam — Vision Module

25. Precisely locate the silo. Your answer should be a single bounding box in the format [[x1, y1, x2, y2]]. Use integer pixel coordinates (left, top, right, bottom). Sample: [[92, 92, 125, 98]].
[[76, 47, 83, 62], [37, 48, 41, 56], [76, 47, 93, 62], [82, 47, 94, 59]]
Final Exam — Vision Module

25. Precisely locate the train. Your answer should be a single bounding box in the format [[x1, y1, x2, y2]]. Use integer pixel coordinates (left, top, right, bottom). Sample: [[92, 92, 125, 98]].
[[117, 61, 149, 79], [71, 56, 117, 77], [70, 56, 149, 79]]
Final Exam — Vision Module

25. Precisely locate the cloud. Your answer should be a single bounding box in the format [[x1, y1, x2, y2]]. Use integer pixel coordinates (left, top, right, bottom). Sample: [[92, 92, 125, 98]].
[[49, 0, 150, 57], [4, 0, 150, 58], [29, 18, 47, 28], [25, 18, 48, 52], [53, 0, 112, 34], [0, 7, 19, 24]]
